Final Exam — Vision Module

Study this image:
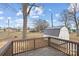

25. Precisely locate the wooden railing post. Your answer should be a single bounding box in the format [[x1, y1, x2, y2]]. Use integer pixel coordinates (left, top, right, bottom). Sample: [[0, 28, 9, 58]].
[[34, 39, 35, 49], [48, 37, 51, 47], [11, 41, 13, 56], [77, 44, 79, 56]]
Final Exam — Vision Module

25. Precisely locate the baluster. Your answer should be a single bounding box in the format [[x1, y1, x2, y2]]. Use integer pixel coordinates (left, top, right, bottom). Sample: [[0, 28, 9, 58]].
[[23, 40, 25, 52], [11, 42, 13, 56], [77, 44, 79, 56], [19, 41, 21, 52], [48, 37, 51, 47], [72, 43, 73, 56], [69, 43, 70, 55], [66, 42, 68, 54], [74, 44, 76, 56], [34, 39, 35, 49], [15, 41, 16, 55], [17, 41, 18, 55]]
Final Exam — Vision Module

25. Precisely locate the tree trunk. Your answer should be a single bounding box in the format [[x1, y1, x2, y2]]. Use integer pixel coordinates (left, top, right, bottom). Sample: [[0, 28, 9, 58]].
[[64, 15, 68, 28], [22, 3, 29, 40], [73, 4, 79, 36], [74, 18, 79, 36]]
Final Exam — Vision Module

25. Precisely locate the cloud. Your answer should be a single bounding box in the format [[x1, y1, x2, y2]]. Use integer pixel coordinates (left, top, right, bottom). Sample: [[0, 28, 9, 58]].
[[35, 7, 43, 15], [16, 10, 22, 16], [0, 11, 3, 14], [55, 13, 60, 17], [46, 20, 49, 22], [49, 9, 52, 11], [7, 17, 11, 19], [0, 17, 4, 19], [15, 18, 23, 27], [4, 17, 12, 24], [3, 18, 23, 28], [31, 15, 39, 18], [30, 7, 43, 18]]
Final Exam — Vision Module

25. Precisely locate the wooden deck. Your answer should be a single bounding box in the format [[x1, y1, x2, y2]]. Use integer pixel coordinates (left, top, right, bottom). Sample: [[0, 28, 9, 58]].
[[0, 37, 78, 56], [17, 47, 67, 56]]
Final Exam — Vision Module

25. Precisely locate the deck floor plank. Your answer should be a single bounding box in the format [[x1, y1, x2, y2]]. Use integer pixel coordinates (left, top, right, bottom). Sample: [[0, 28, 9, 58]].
[[17, 47, 67, 56]]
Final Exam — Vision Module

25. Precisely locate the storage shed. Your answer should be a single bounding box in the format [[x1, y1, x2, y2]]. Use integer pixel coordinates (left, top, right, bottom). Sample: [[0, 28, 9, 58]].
[[43, 26, 69, 40]]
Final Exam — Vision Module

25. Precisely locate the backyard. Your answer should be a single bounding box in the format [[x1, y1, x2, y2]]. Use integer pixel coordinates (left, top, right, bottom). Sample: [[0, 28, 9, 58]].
[[0, 31, 79, 41], [0, 3, 79, 56], [0, 31, 43, 48], [0, 31, 79, 48], [0, 32, 79, 55]]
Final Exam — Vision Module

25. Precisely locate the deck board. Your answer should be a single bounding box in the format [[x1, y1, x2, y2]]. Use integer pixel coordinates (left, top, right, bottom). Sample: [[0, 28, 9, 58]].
[[17, 47, 67, 56]]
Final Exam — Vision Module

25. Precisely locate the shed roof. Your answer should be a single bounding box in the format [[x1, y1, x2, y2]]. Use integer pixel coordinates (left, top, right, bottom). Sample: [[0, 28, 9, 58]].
[[43, 27, 60, 37]]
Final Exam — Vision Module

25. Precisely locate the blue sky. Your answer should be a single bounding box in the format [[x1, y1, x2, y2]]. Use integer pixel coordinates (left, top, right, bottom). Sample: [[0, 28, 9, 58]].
[[36, 3, 70, 26], [0, 3, 71, 28]]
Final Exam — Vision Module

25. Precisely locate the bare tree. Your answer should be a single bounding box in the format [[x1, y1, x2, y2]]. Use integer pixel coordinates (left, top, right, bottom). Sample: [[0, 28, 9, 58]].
[[34, 19, 49, 32], [59, 10, 69, 28], [22, 3, 40, 39], [72, 4, 78, 34], [59, 4, 79, 35], [68, 3, 79, 35]]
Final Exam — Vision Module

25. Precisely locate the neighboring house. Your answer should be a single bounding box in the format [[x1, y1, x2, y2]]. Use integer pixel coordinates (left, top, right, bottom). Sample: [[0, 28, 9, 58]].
[[20, 29, 30, 32], [5, 27, 17, 32]]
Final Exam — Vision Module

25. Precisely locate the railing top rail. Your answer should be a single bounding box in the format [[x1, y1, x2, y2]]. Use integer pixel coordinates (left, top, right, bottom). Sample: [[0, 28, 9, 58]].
[[13, 37, 47, 42], [13, 36, 79, 44], [50, 36, 79, 44]]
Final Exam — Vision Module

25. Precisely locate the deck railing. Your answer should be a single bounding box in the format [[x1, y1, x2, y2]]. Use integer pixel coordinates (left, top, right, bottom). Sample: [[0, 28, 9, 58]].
[[0, 37, 48, 56], [0, 37, 79, 56], [48, 36, 79, 56], [13, 37, 48, 55]]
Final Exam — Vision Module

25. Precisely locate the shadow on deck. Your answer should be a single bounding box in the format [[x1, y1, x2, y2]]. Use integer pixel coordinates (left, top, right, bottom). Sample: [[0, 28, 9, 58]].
[[17, 47, 67, 56]]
